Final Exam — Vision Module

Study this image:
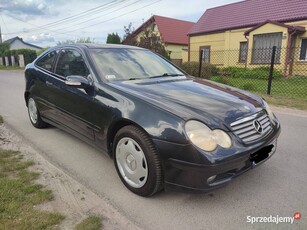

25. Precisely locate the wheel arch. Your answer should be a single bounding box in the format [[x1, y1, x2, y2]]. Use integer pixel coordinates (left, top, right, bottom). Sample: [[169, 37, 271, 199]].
[[107, 118, 150, 157], [24, 91, 30, 106]]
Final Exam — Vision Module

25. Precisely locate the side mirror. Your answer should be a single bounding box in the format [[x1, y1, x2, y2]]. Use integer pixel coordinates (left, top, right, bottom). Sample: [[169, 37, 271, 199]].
[[65, 75, 90, 89]]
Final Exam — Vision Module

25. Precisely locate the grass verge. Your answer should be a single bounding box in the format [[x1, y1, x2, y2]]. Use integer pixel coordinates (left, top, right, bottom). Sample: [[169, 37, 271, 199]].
[[261, 94, 307, 111], [211, 76, 307, 110], [75, 216, 102, 230], [0, 149, 64, 229], [0, 66, 23, 70]]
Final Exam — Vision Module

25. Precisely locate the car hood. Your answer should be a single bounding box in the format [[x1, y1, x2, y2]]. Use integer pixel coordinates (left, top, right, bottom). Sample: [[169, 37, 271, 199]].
[[109, 77, 264, 130]]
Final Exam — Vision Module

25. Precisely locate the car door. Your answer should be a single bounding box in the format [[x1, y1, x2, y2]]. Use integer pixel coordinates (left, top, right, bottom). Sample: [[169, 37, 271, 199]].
[[46, 48, 96, 141], [33, 49, 59, 117]]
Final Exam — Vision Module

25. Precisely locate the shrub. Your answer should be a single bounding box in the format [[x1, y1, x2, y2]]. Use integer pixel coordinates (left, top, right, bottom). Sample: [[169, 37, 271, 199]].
[[218, 66, 283, 79], [0, 43, 10, 57], [242, 83, 256, 91], [10, 49, 17, 56], [16, 49, 37, 65], [37, 47, 49, 56], [213, 76, 228, 84], [180, 61, 198, 77], [211, 76, 235, 86], [3, 50, 11, 57], [180, 61, 219, 79]]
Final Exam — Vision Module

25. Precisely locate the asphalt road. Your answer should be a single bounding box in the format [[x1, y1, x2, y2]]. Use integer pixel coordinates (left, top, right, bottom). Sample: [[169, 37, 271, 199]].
[[1, 70, 306, 230]]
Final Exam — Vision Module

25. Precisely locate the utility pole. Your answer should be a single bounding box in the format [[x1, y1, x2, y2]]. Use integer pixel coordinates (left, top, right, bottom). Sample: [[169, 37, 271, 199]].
[[0, 26, 2, 43], [0, 7, 2, 43]]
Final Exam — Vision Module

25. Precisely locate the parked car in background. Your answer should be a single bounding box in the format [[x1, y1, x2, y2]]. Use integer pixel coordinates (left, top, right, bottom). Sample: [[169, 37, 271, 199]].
[[24, 44, 281, 196]]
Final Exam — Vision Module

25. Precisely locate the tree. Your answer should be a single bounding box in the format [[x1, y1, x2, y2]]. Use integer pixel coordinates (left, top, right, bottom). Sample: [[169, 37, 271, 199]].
[[122, 23, 169, 59], [138, 29, 169, 59], [57, 37, 94, 45], [36, 47, 50, 56], [122, 23, 137, 46], [106, 33, 121, 44], [0, 43, 10, 56]]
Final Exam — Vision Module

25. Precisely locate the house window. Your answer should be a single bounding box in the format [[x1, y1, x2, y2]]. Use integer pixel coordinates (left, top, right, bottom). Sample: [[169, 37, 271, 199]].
[[251, 32, 282, 64], [299, 39, 307, 61], [153, 24, 158, 32], [200, 46, 210, 63], [239, 42, 248, 63]]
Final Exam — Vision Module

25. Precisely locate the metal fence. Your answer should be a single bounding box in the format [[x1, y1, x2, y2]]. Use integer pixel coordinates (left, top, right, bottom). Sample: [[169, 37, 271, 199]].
[[182, 47, 307, 99]]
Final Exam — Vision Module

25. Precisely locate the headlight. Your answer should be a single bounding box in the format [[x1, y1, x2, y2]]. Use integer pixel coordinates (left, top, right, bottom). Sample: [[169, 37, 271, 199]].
[[263, 100, 274, 123], [185, 120, 232, 152]]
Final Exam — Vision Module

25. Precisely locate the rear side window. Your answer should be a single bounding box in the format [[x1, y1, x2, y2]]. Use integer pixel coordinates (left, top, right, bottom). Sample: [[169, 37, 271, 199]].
[[36, 50, 58, 71], [55, 49, 89, 78]]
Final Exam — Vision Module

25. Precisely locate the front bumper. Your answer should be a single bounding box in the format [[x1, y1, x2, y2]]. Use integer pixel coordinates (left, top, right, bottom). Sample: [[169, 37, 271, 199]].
[[154, 122, 281, 193]]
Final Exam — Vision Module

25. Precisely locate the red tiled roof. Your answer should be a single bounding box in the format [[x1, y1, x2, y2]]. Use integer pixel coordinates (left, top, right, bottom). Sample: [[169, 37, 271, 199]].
[[154, 15, 195, 45], [133, 15, 195, 45], [189, 0, 307, 36]]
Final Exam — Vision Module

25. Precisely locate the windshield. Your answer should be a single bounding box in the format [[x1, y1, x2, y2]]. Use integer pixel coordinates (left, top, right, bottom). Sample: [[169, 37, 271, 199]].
[[89, 48, 184, 81]]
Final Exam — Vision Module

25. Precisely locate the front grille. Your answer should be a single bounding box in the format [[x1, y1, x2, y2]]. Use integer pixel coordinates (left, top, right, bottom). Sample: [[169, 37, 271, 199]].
[[230, 111, 272, 143]]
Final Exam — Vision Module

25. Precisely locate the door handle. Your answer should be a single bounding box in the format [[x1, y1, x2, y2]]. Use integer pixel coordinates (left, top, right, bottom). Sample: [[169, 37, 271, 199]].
[[46, 81, 53, 86]]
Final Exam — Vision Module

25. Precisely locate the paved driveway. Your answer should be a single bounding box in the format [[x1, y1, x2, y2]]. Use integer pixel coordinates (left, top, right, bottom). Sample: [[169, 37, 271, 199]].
[[0, 70, 306, 229]]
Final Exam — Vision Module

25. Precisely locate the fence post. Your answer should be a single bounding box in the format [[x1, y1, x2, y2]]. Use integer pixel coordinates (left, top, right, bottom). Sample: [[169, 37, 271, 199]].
[[18, 54, 25, 68], [267, 46, 276, 95], [198, 49, 203, 78]]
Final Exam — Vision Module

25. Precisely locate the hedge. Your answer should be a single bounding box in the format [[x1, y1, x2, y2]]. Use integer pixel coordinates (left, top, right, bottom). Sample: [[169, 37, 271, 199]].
[[180, 64, 283, 80], [180, 61, 218, 79], [16, 49, 37, 65], [1, 49, 37, 65], [218, 66, 283, 79]]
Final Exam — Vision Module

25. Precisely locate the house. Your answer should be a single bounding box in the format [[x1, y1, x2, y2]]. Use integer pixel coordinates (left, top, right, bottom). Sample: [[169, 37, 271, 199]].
[[125, 15, 195, 65], [188, 0, 307, 76], [4, 36, 42, 52]]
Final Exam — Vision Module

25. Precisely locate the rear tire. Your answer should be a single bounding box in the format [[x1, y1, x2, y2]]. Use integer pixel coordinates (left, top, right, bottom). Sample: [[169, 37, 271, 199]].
[[113, 125, 163, 197], [27, 96, 47, 129]]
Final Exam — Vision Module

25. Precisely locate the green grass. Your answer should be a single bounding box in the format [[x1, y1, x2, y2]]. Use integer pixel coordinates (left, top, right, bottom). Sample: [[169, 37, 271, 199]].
[[0, 65, 23, 70], [75, 216, 102, 230], [211, 76, 307, 110], [0, 149, 64, 230], [261, 94, 307, 110], [0, 115, 3, 124]]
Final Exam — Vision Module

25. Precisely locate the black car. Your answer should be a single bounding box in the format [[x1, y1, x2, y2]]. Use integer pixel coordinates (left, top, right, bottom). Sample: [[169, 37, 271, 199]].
[[24, 44, 281, 196]]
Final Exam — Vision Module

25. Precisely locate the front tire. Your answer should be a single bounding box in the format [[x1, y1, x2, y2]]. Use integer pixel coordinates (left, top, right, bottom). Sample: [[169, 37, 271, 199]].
[[113, 125, 163, 197], [27, 96, 47, 128]]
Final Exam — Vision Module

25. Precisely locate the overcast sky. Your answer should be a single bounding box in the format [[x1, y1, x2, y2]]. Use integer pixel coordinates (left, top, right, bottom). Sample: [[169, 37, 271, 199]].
[[0, 0, 240, 47]]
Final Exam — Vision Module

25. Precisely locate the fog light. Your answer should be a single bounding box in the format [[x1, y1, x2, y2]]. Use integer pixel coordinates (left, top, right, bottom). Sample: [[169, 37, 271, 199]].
[[207, 175, 216, 184]]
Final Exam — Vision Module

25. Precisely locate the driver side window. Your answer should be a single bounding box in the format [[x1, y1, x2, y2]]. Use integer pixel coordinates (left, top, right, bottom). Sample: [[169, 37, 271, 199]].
[[55, 49, 89, 78]]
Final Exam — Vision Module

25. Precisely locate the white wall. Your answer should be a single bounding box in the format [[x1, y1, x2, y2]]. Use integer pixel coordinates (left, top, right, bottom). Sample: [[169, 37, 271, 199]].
[[9, 39, 41, 52]]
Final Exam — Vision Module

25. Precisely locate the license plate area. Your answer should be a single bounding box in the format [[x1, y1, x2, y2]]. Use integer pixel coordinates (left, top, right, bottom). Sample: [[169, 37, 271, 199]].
[[250, 144, 274, 164]]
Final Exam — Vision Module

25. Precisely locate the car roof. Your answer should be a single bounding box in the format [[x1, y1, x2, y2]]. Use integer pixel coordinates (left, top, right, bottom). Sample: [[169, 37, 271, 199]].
[[55, 43, 145, 50]]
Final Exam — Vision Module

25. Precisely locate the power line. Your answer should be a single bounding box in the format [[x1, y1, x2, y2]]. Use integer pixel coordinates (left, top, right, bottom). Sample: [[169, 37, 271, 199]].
[[48, 0, 143, 33], [2, 0, 125, 35], [35, 0, 124, 29], [1, 0, 161, 40], [0, 15, 9, 33], [1, 12, 76, 37], [66, 0, 161, 33]]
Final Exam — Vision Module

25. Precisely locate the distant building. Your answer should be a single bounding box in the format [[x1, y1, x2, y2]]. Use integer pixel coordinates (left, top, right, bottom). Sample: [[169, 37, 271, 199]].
[[4, 36, 42, 51], [124, 15, 195, 65]]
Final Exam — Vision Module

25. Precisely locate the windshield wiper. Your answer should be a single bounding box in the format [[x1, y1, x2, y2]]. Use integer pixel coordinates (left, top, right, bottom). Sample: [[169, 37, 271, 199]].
[[127, 77, 145, 80], [149, 73, 184, 79]]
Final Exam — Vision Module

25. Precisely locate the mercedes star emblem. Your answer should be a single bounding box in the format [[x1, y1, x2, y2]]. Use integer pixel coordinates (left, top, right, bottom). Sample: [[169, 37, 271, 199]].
[[253, 120, 263, 134]]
